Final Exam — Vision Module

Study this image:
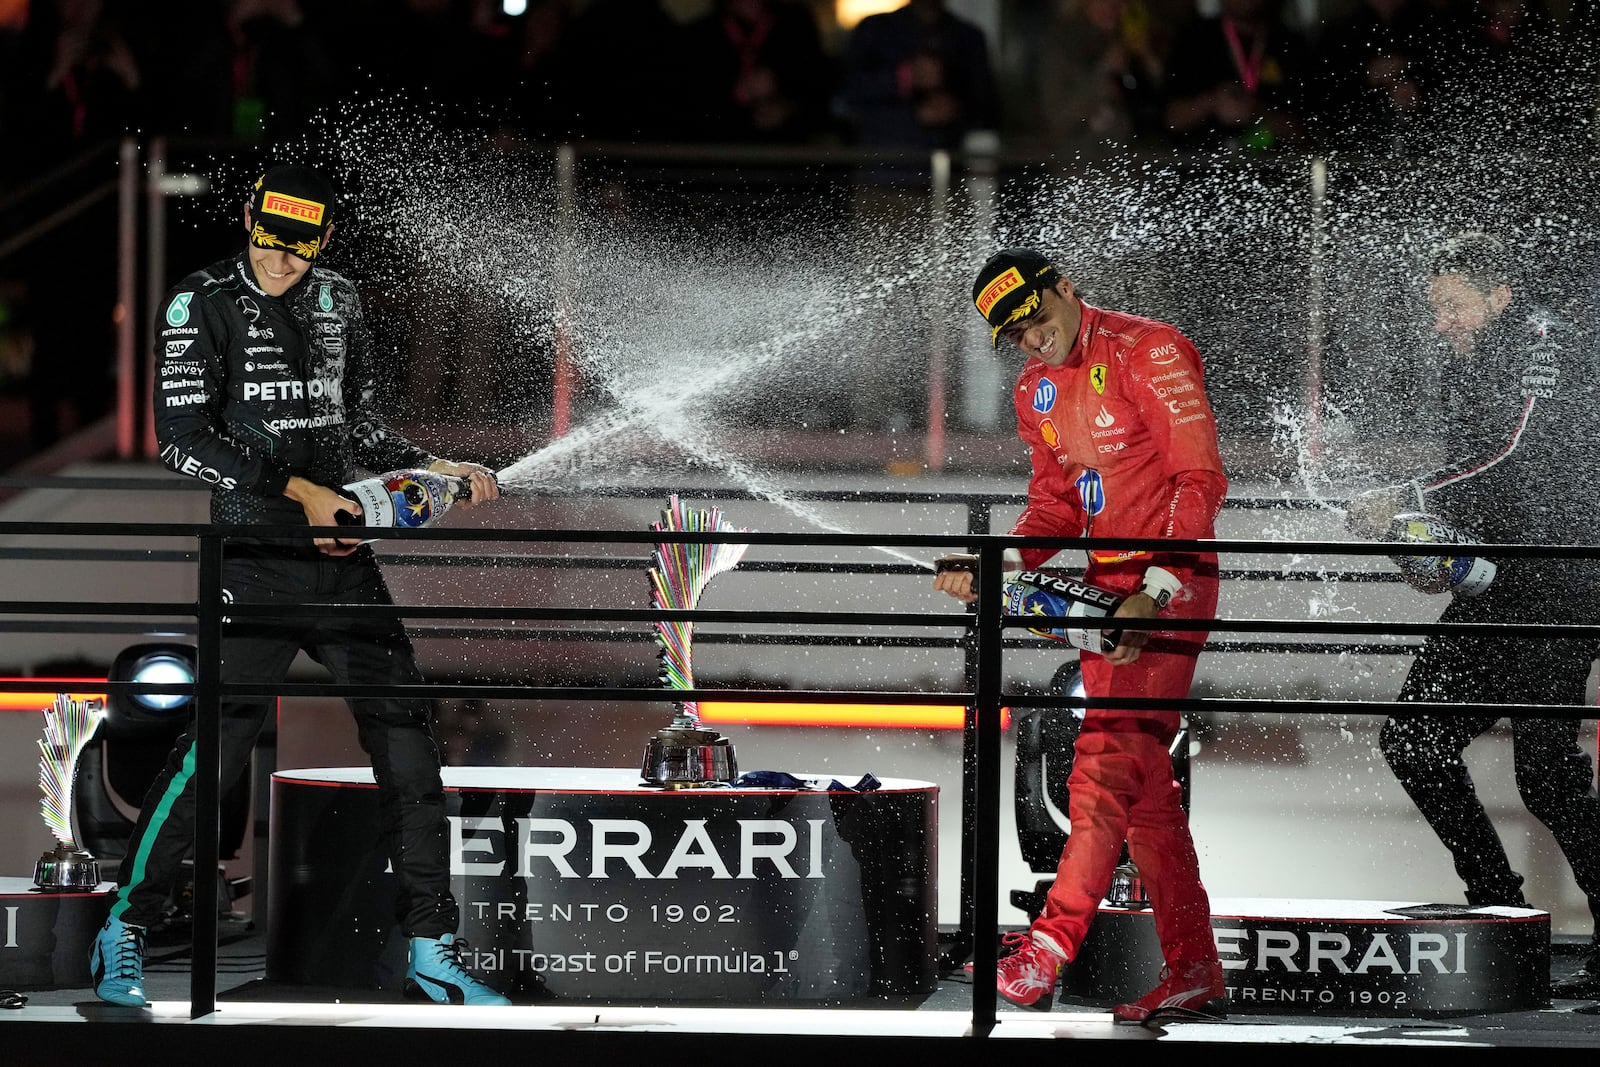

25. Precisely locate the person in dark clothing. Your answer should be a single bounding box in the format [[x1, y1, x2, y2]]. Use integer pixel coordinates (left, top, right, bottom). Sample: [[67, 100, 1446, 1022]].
[[1347, 230, 1600, 999], [1162, 0, 1313, 152], [1422, 0, 1581, 153], [1310, 0, 1437, 153], [88, 165, 509, 1009], [677, 0, 832, 143], [545, 0, 685, 141], [838, 0, 998, 151], [7, 0, 143, 448]]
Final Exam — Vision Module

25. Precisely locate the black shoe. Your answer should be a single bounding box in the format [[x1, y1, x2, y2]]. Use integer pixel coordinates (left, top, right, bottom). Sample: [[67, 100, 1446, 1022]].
[[1553, 966, 1600, 999], [1554, 941, 1600, 999], [1465, 887, 1528, 909]]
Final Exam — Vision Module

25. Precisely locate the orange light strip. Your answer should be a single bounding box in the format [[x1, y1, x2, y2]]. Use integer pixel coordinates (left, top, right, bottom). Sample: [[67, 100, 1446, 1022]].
[[0, 678, 108, 712], [699, 701, 1010, 730]]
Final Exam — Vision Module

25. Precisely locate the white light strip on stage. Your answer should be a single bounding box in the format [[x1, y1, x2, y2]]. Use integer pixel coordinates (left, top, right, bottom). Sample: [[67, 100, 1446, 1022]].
[[143, 1003, 977, 1037], [137, 1003, 1494, 1048]]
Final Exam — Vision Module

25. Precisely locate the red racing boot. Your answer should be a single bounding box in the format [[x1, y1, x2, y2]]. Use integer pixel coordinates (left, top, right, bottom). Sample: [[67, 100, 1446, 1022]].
[[981, 932, 1066, 1008], [1112, 959, 1227, 1023]]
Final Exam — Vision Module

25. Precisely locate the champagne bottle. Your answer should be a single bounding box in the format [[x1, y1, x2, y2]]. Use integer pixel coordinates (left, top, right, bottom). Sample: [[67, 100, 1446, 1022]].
[[1003, 570, 1126, 653], [336, 469, 488, 529], [1386, 512, 1497, 597]]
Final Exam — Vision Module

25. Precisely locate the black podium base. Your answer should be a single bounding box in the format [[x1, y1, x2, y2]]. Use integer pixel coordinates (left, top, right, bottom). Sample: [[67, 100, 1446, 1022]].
[[0, 877, 114, 989], [268, 767, 938, 1002], [1064, 896, 1549, 1015]]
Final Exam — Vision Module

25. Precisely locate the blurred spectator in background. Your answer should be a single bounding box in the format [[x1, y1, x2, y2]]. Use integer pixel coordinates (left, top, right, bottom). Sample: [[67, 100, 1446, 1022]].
[[225, 0, 337, 142], [1311, 0, 1436, 154], [838, 0, 999, 152], [126, 0, 231, 140], [1426, 0, 1573, 151], [549, 0, 683, 140], [4, 0, 133, 448], [357, 0, 515, 120], [1163, 0, 1314, 152], [0, 0, 28, 190], [506, 0, 576, 141], [1035, 0, 1166, 156], [9, 0, 143, 163], [678, 0, 833, 143]]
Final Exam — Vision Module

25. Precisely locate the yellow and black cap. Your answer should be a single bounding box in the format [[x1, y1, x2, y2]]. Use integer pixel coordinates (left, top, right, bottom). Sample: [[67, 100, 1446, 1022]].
[[247, 165, 335, 261], [972, 248, 1061, 348]]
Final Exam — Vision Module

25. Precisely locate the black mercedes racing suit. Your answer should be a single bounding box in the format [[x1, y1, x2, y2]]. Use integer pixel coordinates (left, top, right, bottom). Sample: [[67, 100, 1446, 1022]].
[[1378, 301, 1600, 920], [112, 253, 458, 938]]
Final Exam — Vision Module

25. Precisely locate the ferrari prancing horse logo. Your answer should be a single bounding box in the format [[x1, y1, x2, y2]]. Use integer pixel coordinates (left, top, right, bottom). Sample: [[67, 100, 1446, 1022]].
[[1090, 364, 1107, 394]]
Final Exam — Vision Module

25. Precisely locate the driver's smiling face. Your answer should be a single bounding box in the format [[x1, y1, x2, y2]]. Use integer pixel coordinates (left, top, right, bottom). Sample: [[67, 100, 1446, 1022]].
[[1000, 280, 1082, 367]]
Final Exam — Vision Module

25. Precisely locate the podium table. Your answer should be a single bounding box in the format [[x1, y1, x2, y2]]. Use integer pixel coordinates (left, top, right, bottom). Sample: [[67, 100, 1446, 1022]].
[[0, 877, 113, 989], [1067, 896, 1549, 1015], [268, 767, 938, 1001]]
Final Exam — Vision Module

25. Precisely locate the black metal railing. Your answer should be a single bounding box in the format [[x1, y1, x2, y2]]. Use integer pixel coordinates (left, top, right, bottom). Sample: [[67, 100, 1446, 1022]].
[[5, 510, 1600, 1033]]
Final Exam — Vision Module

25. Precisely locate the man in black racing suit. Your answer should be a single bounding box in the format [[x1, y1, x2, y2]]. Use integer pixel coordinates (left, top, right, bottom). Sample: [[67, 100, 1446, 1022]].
[[1348, 230, 1600, 998], [89, 164, 510, 1007]]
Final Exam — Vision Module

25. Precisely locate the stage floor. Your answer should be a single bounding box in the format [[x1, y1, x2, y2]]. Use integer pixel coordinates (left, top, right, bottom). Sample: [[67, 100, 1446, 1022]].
[[6, 925, 1600, 1067]]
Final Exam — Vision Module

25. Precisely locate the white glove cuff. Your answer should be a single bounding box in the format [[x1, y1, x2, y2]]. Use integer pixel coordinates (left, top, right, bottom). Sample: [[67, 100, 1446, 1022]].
[[1139, 566, 1183, 610], [1002, 547, 1024, 581]]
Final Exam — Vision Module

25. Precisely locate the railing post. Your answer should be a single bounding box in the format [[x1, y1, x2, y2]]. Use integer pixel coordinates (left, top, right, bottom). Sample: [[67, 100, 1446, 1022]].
[[925, 150, 951, 473], [142, 138, 167, 459], [191, 530, 223, 1018], [969, 537, 1005, 1036], [952, 500, 992, 966], [1305, 156, 1328, 470], [552, 144, 577, 438], [115, 138, 139, 459]]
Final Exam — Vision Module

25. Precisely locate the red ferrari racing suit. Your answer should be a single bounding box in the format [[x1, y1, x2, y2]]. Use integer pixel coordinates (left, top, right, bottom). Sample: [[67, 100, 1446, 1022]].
[[1012, 301, 1226, 967]]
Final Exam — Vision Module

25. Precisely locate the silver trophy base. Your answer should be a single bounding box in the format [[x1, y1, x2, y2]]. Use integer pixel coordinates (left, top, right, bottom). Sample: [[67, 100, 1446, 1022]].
[[641, 726, 738, 788], [1106, 860, 1150, 910], [34, 845, 101, 890]]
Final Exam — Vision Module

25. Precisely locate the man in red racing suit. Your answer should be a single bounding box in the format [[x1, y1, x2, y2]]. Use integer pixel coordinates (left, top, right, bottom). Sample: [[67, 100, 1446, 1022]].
[[936, 248, 1227, 1021]]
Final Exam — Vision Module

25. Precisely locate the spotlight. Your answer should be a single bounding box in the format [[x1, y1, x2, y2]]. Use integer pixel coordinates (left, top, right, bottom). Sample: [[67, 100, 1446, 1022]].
[[107, 642, 195, 727], [1009, 662, 1192, 921]]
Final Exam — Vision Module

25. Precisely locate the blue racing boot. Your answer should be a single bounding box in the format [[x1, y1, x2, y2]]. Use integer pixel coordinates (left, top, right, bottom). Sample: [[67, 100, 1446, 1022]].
[[405, 934, 511, 1006], [89, 915, 147, 1007]]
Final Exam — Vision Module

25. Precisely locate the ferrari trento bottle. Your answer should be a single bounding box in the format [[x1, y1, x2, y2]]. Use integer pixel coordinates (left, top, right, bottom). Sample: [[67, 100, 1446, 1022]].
[[1003, 570, 1126, 653], [1386, 512, 1497, 597], [336, 469, 486, 530]]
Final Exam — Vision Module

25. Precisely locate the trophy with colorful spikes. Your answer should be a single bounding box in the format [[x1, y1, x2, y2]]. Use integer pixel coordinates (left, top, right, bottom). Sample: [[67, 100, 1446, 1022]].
[[640, 496, 749, 787], [33, 694, 108, 889]]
